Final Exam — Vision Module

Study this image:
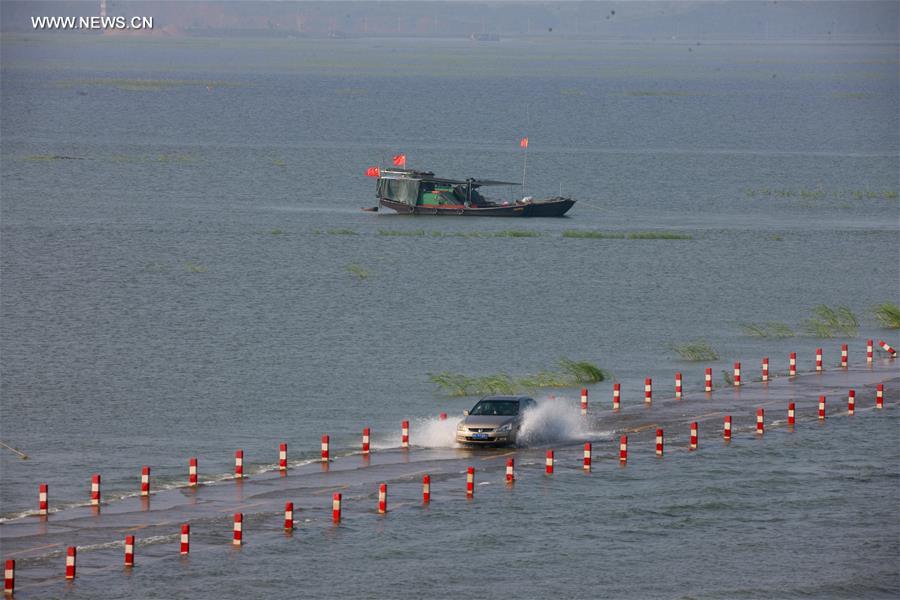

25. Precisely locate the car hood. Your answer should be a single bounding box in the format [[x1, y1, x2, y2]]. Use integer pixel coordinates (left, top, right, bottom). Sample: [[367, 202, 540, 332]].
[[463, 415, 516, 428]]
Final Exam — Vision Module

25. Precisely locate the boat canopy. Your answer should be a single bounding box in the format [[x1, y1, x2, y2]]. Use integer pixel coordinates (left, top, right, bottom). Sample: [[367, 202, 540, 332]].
[[377, 169, 517, 207]]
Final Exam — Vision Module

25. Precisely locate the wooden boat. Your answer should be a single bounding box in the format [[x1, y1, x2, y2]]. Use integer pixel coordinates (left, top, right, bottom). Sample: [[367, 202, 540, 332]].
[[371, 168, 575, 217]]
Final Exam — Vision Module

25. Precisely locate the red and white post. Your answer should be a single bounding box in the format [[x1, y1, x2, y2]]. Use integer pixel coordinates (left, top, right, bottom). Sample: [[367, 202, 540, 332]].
[[332, 493, 342, 523], [612, 383, 621, 410], [841, 344, 848, 368], [867, 339, 874, 363], [279, 443, 288, 472], [644, 378, 652, 403], [466, 467, 475, 497], [818, 395, 826, 420], [140, 466, 150, 496], [724, 415, 732, 440], [690, 422, 698, 450], [124, 535, 135, 567], [180, 524, 190, 555], [284, 502, 294, 531], [733, 362, 741, 386], [5, 559, 14, 596], [545, 450, 554, 474], [876, 384, 884, 409], [756, 408, 765, 434], [362, 428, 370, 455], [656, 429, 664, 456], [581, 388, 588, 415], [378, 483, 387, 514], [38, 483, 48, 516], [401, 420, 410, 449], [619, 435, 628, 463], [788, 403, 796, 426], [816, 348, 823, 372], [878, 340, 897, 358], [65, 546, 76, 580], [423, 474, 431, 502], [705, 368, 713, 392], [762, 357, 769, 382], [234, 449, 244, 479], [675, 373, 682, 399], [321, 435, 329, 462], [848, 389, 855, 415], [232, 513, 243, 546], [506, 459, 515, 483], [439, 413, 447, 420], [91, 474, 100, 506], [789, 352, 797, 376], [583, 442, 592, 471], [189, 457, 198, 486]]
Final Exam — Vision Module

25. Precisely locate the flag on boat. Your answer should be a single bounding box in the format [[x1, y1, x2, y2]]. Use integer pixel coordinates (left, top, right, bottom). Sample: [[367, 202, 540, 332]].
[[519, 137, 529, 148], [365, 166, 380, 177], [392, 154, 406, 167]]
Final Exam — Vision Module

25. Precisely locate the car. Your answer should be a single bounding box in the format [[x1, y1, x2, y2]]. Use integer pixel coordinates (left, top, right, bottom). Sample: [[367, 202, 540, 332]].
[[456, 395, 537, 446]]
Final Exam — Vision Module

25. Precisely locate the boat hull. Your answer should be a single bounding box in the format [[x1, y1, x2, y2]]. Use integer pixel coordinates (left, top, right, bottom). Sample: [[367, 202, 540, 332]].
[[378, 197, 575, 217]]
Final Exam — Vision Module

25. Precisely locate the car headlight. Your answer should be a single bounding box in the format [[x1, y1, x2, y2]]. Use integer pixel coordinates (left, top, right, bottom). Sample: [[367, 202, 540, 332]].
[[496, 423, 512, 433], [457, 422, 467, 432]]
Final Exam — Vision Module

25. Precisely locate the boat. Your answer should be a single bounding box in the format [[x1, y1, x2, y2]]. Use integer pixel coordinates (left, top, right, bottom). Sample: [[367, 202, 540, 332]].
[[371, 168, 575, 217]]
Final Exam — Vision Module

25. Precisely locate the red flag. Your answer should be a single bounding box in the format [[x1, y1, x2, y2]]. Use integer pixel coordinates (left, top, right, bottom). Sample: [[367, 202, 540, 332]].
[[365, 166, 380, 177], [519, 137, 529, 148], [392, 154, 406, 167]]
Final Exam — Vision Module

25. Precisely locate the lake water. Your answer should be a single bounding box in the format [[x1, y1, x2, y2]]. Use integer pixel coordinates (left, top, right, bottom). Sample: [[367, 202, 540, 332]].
[[1, 35, 898, 598]]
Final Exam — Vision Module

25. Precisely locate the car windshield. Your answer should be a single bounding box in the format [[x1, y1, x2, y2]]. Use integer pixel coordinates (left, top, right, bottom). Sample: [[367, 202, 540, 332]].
[[470, 400, 519, 416]]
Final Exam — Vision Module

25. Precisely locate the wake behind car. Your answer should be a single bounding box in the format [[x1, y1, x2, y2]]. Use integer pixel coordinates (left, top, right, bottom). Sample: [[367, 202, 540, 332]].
[[456, 395, 536, 446]]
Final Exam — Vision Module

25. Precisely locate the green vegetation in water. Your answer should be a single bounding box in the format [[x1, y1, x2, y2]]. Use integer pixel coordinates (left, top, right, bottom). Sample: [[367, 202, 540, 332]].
[[24, 155, 83, 161], [740, 322, 795, 338], [270, 229, 286, 235], [722, 370, 734, 386], [272, 158, 286, 168], [328, 228, 357, 236], [745, 187, 897, 201], [562, 230, 625, 239], [803, 304, 858, 337], [378, 229, 427, 237], [143, 263, 169, 273], [429, 358, 607, 397], [491, 230, 541, 238], [345, 264, 369, 279], [872, 302, 900, 329], [671, 340, 719, 361], [184, 262, 208, 273]]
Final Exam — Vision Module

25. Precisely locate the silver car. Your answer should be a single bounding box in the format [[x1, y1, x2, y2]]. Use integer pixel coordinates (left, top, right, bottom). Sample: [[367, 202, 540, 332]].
[[456, 396, 536, 446]]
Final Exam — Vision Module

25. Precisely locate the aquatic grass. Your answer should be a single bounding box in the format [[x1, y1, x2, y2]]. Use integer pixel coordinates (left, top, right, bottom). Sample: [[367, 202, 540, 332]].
[[429, 359, 606, 397], [557, 358, 607, 383], [803, 304, 858, 337], [328, 228, 357, 236], [378, 229, 427, 237], [345, 264, 369, 279], [184, 261, 207, 273], [627, 231, 693, 240], [872, 303, 900, 328], [722, 370, 734, 386], [740, 322, 795, 338], [270, 229, 286, 235], [671, 341, 719, 362], [562, 230, 625, 239], [491, 230, 541, 238], [24, 155, 83, 161]]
